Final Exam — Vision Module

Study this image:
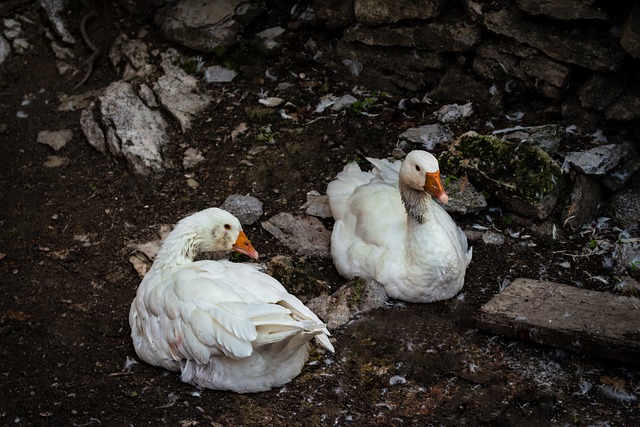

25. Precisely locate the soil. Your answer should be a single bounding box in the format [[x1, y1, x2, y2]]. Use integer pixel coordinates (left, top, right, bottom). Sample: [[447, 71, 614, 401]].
[[1, 2, 639, 426]]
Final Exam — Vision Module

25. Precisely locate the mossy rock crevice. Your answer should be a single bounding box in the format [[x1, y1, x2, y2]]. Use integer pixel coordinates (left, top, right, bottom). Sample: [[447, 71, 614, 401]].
[[440, 131, 567, 219]]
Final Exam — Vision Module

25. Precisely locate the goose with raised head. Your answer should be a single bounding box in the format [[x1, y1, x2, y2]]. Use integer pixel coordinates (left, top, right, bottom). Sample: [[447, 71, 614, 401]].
[[129, 208, 334, 393], [327, 150, 472, 303]]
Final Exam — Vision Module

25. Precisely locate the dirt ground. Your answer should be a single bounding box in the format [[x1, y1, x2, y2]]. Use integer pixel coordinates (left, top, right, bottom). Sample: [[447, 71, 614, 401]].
[[1, 2, 639, 426]]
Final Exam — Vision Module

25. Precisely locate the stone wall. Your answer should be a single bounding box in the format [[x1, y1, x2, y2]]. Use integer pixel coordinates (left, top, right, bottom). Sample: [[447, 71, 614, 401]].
[[313, 0, 640, 128]]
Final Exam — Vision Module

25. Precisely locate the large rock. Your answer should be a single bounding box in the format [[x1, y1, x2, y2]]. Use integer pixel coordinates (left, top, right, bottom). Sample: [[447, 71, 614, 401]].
[[564, 144, 628, 176], [465, 2, 625, 71], [561, 174, 602, 232], [515, 0, 607, 20], [605, 189, 640, 229], [354, 0, 447, 25], [154, 51, 212, 133], [83, 81, 169, 176], [440, 132, 566, 220], [261, 213, 331, 258], [155, 0, 263, 52]]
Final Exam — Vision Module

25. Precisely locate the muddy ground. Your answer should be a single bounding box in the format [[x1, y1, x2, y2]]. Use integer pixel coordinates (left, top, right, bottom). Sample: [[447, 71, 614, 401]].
[[1, 2, 639, 426]]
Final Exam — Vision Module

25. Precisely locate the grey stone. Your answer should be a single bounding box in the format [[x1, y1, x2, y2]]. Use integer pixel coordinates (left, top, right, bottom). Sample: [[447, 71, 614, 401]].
[[399, 124, 453, 151], [182, 147, 205, 170], [307, 278, 389, 330], [578, 74, 626, 112], [37, 129, 73, 151], [413, 12, 482, 52], [434, 102, 474, 123], [155, 0, 262, 52], [99, 81, 168, 176], [331, 94, 358, 112], [80, 106, 106, 154], [442, 176, 488, 215], [220, 194, 263, 225], [301, 191, 332, 219], [442, 132, 567, 220], [153, 51, 212, 133], [137, 83, 158, 108], [564, 144, 628, 176], [605, 84, 640, 122], [620, 5, 640, 59], [203, 65, 238, 83], [602, 147, 640, 191], [0, 35, 10, 65], [429, 69, 491, 107], [354, 0, 446, 25], [561, 174, 603, 232], [606, 189, 640, 230], [466, 2, 625, 71], [261, 213, 331, 258], [314, 0, 355, 29], [497, 124, 567, 156], [515, 0, 606, 20], [39, 0, 76, 44]]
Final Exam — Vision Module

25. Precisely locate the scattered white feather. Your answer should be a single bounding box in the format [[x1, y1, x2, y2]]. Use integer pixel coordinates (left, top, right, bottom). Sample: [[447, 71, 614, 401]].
[[342, 59, 363, 77], [505, 111, 524, 121], [565, 124, 577, 134], [16, 110, 28, 118], [489, 84, 497, 95], [123, 356, 138, 372], [315, 94, 337, 113], [498, 278, 511, 292], [600, 385, 637, 403], [591, 129, 607, 143], [576, 380, 592, 395]]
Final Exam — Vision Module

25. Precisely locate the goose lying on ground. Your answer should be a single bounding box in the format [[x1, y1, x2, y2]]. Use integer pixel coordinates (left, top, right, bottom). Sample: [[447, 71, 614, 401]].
[[129, 208, 334, 393], [327, 150, 472, 303]]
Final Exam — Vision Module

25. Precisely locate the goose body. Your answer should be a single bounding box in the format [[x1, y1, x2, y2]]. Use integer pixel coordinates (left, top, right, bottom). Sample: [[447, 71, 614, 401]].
[[327, 151, 472, 303], [129, 208, 334, 393]]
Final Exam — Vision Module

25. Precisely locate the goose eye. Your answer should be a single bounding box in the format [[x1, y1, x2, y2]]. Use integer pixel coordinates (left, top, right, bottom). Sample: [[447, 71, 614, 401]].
[[224, 223, 232, 230], [415, 165, 421, 172]]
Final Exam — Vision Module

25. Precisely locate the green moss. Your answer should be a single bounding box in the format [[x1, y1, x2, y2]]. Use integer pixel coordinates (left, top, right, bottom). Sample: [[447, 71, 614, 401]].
[[348, 277, 367, 309], [446, 132, 563, 203]]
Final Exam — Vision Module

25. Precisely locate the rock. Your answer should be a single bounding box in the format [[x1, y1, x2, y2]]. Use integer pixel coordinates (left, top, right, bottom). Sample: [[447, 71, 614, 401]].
[[44, 155, 67, 168], [307, 278, 389, 330], [155, 0, 263, 52], [354, 0, 447, 25], [58, 89, 104, 112], [98, 81, 168, 176], [336, 40, 444, 92], [466, 2, 625, 71], [434, 102, 474, 123], [137, 83, 158, 108], [564, 144, 628, 176], [301, 191, 332, 219], [254, 26, 285, 51], [219, 194, 263, 225], [39, 0, 76, 44], [604, 83, 640, 121], [50, 40, 74, 60], [203, 65, 237, 83], [515, 0, 607, 20], [314, 0, 356, 28], [182, 147, 205, 169], [561, 174, 602, 232], [605, 189, 640, 229], [80, 104, 106, 154], [440, 132, 566, 220], [265, 256, 331, 302], [602, 147, 640, 191], [442, 176, 487, 215], [154, 51, 212, 133], [0, 35, 10, 65], [578, 73, 625, 113], [399, 124, 453, 151], [37, 129, 73, 151], [495, 124, 567, 156], [109, 34, 154, 80], [620, 5, 640, 59], [429, 69, 490, 108], [261, 213, 331, 258], [331, 94, 358, 112]]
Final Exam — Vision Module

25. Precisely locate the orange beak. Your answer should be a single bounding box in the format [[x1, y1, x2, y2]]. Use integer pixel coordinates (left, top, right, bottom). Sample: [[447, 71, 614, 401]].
[[232, 231, 259, 260], [424, 171, 449, 204]]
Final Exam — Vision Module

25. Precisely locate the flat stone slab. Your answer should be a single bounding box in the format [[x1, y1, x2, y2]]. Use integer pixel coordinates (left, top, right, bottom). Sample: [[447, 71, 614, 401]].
[[477, 278, 640, 363]]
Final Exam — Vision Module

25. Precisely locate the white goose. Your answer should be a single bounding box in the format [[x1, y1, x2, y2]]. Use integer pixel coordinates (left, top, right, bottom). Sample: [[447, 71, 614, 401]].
[[129, 208, 334, 393], [327, 150, 472, 303]]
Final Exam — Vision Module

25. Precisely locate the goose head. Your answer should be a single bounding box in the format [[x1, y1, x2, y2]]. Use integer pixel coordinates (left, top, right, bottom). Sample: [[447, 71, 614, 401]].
[[155, 208, 259, 268], [399, 150, 449, 204]]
